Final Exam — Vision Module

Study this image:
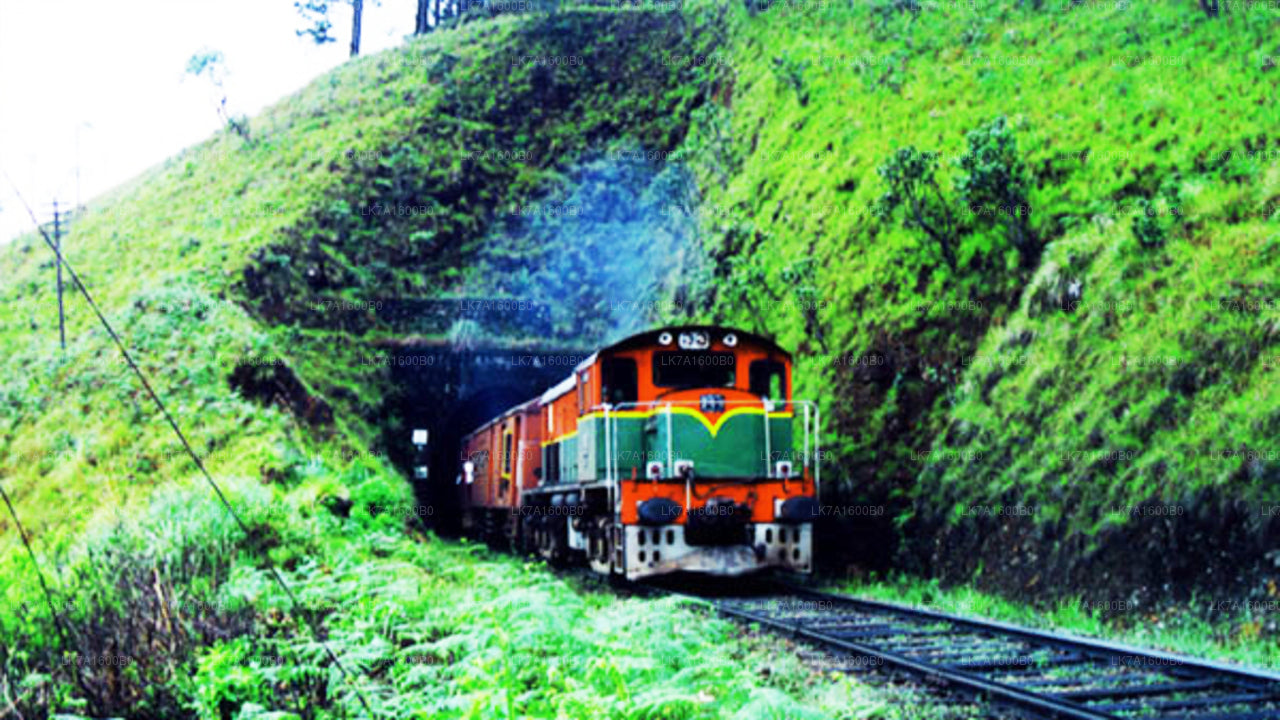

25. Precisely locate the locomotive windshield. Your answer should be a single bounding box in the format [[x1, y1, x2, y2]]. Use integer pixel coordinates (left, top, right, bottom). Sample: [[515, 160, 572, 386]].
[[749, 359, 787, 401], [652, 351, 737, 389], [602, 357, 638, 405]]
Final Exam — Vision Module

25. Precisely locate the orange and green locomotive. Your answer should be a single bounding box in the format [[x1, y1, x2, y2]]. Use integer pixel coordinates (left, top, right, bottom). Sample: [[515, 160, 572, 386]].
[[454, 326, 820, 580]]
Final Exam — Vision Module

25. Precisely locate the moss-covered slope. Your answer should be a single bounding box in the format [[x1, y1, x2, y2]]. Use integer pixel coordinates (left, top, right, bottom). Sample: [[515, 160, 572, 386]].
[[685, 0, 1280, 602], [3, 0, 1278, 631], [0, 5, 723, 544]]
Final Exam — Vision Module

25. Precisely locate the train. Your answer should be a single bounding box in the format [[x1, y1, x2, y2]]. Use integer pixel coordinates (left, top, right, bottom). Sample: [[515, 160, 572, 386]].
[[445, 326, 821, 580]]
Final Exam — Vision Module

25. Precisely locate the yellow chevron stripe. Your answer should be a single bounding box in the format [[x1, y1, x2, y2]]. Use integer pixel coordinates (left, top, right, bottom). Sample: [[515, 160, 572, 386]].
[[582, 406, 793, 438], [540, 407, 794, 446]]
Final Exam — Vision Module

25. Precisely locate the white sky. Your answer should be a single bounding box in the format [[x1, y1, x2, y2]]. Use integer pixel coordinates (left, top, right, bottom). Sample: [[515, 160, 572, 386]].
[[0, 0, 419, 242]]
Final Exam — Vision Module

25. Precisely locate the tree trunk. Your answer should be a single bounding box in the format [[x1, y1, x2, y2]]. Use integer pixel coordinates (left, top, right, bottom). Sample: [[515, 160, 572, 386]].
[[415, 0, 431, 33], [350, 0, 364, 56]]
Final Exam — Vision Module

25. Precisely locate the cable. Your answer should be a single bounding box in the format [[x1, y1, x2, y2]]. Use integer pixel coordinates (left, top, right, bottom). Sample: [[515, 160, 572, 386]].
[[0, 480, 94, 703], [3, 174, 375, 718]]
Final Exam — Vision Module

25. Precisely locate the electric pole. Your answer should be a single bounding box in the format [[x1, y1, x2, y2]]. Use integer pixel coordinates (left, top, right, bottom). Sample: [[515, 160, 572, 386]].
[[53, 200, 66, 353]]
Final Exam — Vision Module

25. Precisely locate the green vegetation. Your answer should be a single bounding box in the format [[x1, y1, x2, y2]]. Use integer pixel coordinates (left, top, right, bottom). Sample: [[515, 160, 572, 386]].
[[682, 0, 1280, 606], [3, 0, 1279, 715], [0, 3, 964, 717], [3, 469, 987, 719], [837, 573, 1280, 673]]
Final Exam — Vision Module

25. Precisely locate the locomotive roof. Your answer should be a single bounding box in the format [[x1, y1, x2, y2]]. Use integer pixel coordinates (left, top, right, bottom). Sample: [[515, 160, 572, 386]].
[[537, 326, 789, 406], [597, 325, 790, 357]]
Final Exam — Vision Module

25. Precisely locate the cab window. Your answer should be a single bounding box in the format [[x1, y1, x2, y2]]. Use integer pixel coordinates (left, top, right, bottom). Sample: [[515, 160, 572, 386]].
[[749, 359, 787, 400], [653, 352, 736, 389], [602, 357, 638, 405]]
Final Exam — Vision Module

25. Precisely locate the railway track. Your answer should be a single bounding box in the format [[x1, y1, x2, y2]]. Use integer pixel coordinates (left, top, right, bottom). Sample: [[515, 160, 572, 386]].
[[671, 582, 1280, 720]]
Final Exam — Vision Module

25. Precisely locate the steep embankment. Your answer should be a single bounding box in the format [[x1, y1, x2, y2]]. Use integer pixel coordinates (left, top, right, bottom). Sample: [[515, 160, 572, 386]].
[[0, 6, 760, 717], [3, 6, 1278, 713], [685, 0, 1280, 606], [0, 5, 723, 544]]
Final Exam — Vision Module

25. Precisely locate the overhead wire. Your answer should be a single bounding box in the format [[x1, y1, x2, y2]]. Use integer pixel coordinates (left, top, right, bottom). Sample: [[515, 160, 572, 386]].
[[3, 172, 376, 718]]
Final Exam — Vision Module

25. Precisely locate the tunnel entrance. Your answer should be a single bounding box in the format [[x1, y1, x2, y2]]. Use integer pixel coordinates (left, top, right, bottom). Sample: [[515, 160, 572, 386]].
[[379, 339, 588, 533]]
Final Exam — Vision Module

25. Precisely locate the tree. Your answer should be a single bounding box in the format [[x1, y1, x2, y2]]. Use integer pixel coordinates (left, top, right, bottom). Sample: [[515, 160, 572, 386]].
[[350, 0, 364, 56], [184, 49, 251, 142], [877, 147, 959, 271], [294, 1, 336, 45], [415, 0, 433, 34], [294, 0, 369, 57], [953, 116, 1036, 269]]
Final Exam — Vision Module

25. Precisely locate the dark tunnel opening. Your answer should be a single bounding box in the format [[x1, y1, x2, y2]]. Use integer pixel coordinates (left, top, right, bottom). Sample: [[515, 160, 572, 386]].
[[379, 342, 586, 534]]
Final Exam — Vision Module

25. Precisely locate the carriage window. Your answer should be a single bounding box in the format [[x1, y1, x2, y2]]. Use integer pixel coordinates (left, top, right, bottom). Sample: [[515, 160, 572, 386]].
[[577, 371, 587, 414], [602, 357, 638, 406], [653, 352, 736, 389], [749, 360, 787, 400], [545, 444, 560, 483], [502, 430, 514, 475]]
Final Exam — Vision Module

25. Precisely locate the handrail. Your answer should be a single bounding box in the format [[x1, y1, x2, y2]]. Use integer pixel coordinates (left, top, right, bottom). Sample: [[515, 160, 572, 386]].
[[585, 399, 821, 497], [596, 399, 816, 412], [762, 399, 772, 479], [797, 403, 808, 497], [603, 403, 614, 516], [814, 407, 821, 506]]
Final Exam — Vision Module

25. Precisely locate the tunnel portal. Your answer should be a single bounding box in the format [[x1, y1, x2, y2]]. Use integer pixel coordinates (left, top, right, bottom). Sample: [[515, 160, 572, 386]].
[[379, 338, 588, 532]]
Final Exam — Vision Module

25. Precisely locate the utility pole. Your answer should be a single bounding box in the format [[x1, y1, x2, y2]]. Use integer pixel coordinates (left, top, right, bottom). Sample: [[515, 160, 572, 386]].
[[53, 200, 66, 353]]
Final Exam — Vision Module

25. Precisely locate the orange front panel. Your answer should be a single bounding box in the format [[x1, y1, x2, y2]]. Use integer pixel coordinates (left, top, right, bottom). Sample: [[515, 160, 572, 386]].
[[618, 478, 812, 525]]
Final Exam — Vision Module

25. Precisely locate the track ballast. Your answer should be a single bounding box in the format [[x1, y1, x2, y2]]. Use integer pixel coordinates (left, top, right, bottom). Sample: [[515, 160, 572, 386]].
[[671, 582, 1280, 720]]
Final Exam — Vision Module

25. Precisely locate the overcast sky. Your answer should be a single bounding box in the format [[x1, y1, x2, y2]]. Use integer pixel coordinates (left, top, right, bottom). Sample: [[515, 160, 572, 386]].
[[0, 0, 420, 242]]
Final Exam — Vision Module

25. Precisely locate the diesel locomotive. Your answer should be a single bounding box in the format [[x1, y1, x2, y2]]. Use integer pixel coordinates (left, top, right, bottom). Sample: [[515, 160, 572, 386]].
[[451, 326, 820, 580]]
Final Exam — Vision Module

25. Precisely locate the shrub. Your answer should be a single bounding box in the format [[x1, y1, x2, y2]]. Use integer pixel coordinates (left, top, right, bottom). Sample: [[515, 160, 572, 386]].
[[1131, 199, 1167, 248], [0, 479, 273, 719], [953, 116, 1037, 269], [771, 53, 810, 106], [876, 147, 959, 270]]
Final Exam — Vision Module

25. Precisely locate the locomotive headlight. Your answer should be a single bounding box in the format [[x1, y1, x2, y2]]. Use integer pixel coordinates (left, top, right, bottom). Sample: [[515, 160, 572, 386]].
[[723, 333, 738, 348], [678, 331, 709, 350], [658, 331, 673, 346]]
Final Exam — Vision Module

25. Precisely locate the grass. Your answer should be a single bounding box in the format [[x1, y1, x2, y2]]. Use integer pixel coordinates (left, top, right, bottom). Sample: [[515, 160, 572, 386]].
[[3, 0, 1279, 714], [3, 465, 982, 719], [681, 0, 1280, 598], [835, 573, 1280, 673]]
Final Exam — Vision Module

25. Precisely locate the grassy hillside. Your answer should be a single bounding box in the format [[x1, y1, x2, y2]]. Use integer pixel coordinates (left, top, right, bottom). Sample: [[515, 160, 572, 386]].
[[0, 5, 759, 717], [0, 4, 722, 543], [682, 0, 1280, 606], [3, 0, 1279, 715]]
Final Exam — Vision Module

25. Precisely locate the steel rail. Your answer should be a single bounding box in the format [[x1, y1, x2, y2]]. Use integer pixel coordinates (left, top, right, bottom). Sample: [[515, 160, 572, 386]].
[[692, 593, 1113, 720], [657, 581, 1280, 720], [782, 584, 1280, 691]]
